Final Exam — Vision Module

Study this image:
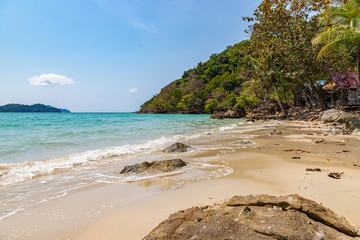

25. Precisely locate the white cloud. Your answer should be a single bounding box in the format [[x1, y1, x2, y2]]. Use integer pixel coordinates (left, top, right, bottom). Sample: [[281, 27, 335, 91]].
[[28, 73, 75, 86], [128, 88, 139, 93]]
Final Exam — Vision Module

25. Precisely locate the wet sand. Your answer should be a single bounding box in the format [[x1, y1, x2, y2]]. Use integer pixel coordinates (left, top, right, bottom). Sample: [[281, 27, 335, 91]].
[[1, 120, 360, 240]]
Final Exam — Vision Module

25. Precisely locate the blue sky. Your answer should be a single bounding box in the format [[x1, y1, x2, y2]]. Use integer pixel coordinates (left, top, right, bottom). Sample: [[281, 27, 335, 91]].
[[0, 0, 262, 112]]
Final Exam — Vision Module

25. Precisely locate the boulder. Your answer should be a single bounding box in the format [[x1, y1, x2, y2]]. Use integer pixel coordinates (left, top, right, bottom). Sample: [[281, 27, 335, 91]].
[[222, 106, 246, 118], [210, 106, 246, 119], [143, 194, 360, 240], [120, 159, 187, 174], [210, 113, 224, 119], [346, 116, 360, 131], [247, 99, 282, 116], [163, 142, 191, 153], [319, 109, 352, 123]]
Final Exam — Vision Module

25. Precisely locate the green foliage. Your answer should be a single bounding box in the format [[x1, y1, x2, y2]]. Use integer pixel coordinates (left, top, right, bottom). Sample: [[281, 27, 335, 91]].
[[204, 100, 217, 113], [235, 85, 259, 106], [140, 41, 251, 113], [140, 0, 356, 113], [313, 0, 360, 79]]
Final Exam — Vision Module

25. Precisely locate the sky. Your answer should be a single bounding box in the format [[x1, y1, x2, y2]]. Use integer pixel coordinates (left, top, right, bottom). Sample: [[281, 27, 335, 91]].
[[0, 0, 262, 112]]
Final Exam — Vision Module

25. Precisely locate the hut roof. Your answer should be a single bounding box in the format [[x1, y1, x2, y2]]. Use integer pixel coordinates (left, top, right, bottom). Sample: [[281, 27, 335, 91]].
[[331, 71, 360, 89], [322, 81, 337, 91]]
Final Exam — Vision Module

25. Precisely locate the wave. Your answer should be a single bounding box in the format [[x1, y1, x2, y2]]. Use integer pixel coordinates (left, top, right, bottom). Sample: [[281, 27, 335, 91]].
[[0, 120, 263, 187], [0, 132, 201, 186]]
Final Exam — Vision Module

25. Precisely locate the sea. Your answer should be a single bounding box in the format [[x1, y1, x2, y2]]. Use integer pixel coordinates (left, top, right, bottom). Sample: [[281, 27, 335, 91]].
[[0, 112, 262, 227]]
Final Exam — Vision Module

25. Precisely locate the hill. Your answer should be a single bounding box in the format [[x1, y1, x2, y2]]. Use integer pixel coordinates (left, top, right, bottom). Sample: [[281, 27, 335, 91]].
[[0, 104, 71, 113], [139, 41, 253, 114]]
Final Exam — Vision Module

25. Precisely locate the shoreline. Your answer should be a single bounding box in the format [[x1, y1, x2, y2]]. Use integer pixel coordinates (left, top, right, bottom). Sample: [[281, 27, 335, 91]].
[[1, 119, 360, 239]]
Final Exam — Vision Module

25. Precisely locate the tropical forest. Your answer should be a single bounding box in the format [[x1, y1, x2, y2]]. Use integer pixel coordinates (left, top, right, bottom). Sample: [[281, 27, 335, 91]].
[[140, 0, 360, 115]]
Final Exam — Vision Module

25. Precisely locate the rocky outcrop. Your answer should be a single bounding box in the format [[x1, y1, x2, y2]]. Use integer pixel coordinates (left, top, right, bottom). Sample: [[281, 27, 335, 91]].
[[247, 99, 283, 116], [209, 113, 224, 119], [163, 143, 192, 153], [319, 109, 352, 123], [319, 109, 360, 132], [346, 116, 360, 131], [143, 194, 360, 240], [120, 159, 187, 174], [210, 106, 246, 119]]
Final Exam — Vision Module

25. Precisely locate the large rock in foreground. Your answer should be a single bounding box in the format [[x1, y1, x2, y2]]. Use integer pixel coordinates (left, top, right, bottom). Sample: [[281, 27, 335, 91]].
[[120, 159, 187, 174], [143, 194, 360, 240]]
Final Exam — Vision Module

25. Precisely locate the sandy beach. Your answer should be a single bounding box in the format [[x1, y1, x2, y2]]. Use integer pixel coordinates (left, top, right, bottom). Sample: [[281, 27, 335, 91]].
[[1, 119, 360, 240]]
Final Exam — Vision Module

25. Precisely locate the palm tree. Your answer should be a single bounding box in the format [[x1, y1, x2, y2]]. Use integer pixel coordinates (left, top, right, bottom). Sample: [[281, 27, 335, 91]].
[[313, 0, 360, 79]]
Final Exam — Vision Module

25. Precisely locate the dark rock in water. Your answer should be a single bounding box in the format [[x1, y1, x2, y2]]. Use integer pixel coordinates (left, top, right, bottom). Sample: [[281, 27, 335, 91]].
[[163, 142, 191, 153], [120, 159, 187, 174], [143, 194, 360, 240]]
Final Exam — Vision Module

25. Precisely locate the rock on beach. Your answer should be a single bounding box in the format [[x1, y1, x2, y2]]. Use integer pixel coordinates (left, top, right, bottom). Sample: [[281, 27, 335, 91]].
[[143, 194, 360, 240], [120, 159, 187, 174], [163, 142, 192, 153]]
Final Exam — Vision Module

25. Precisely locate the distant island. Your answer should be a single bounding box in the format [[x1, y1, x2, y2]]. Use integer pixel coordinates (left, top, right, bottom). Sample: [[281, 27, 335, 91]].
[[0, 104, 71, 113]]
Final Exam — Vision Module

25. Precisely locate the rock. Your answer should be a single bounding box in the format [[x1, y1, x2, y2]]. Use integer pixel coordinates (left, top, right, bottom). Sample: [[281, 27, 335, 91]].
[[210, 113, 223, 119], [315, 139, 325, 144], [143, 194, 360, 240], [120, 159, 187, 174], [346, 116, 360, 131], [222, 106, 246, 118], [328, 172, 343, 180], [319, 109, 352, 123], [163, 142, 191, 153], [306, 168, 322, 172], [210, 106, 246, 119], [248, 99, 282, 116]]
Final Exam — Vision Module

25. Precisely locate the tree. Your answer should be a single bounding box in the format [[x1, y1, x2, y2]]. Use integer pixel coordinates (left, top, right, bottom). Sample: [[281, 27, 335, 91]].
[[313, 0, 360, 80], [244, 0, 334, 110]]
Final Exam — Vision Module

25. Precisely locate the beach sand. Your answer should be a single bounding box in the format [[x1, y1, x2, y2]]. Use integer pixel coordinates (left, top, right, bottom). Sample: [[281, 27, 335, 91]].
[[1, 120, 360, 240]]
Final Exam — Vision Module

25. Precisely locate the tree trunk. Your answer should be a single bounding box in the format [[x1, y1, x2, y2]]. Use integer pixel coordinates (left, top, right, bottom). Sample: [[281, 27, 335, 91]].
[[303, 72, 328, 110], [273, 84, 287, 116], [306, 79, 328, 110], [357, 43, 360, 87], [264, 88, 270, 100]]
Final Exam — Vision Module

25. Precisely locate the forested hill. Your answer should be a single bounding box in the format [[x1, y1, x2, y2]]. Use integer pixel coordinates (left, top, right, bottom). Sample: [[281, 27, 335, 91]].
[[140, 0, 360, 115], [139, 41, 252, 114], [0, 104, 70, 113]]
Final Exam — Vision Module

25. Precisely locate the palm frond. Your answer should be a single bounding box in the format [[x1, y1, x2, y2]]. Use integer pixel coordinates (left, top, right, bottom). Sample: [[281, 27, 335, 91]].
[[316, 38, 357, 60]]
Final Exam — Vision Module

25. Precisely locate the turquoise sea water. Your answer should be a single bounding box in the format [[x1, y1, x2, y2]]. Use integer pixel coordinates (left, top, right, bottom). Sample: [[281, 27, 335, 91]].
[[0, 113, 257, 224], [0, 113, 241, 185]]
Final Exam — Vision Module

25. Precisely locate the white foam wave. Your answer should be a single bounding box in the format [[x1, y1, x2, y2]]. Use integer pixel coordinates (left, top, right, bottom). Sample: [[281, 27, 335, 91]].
[[0, 120, 255, 186], [0, 135, 184, 186], [219, 124, 237, 131]]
